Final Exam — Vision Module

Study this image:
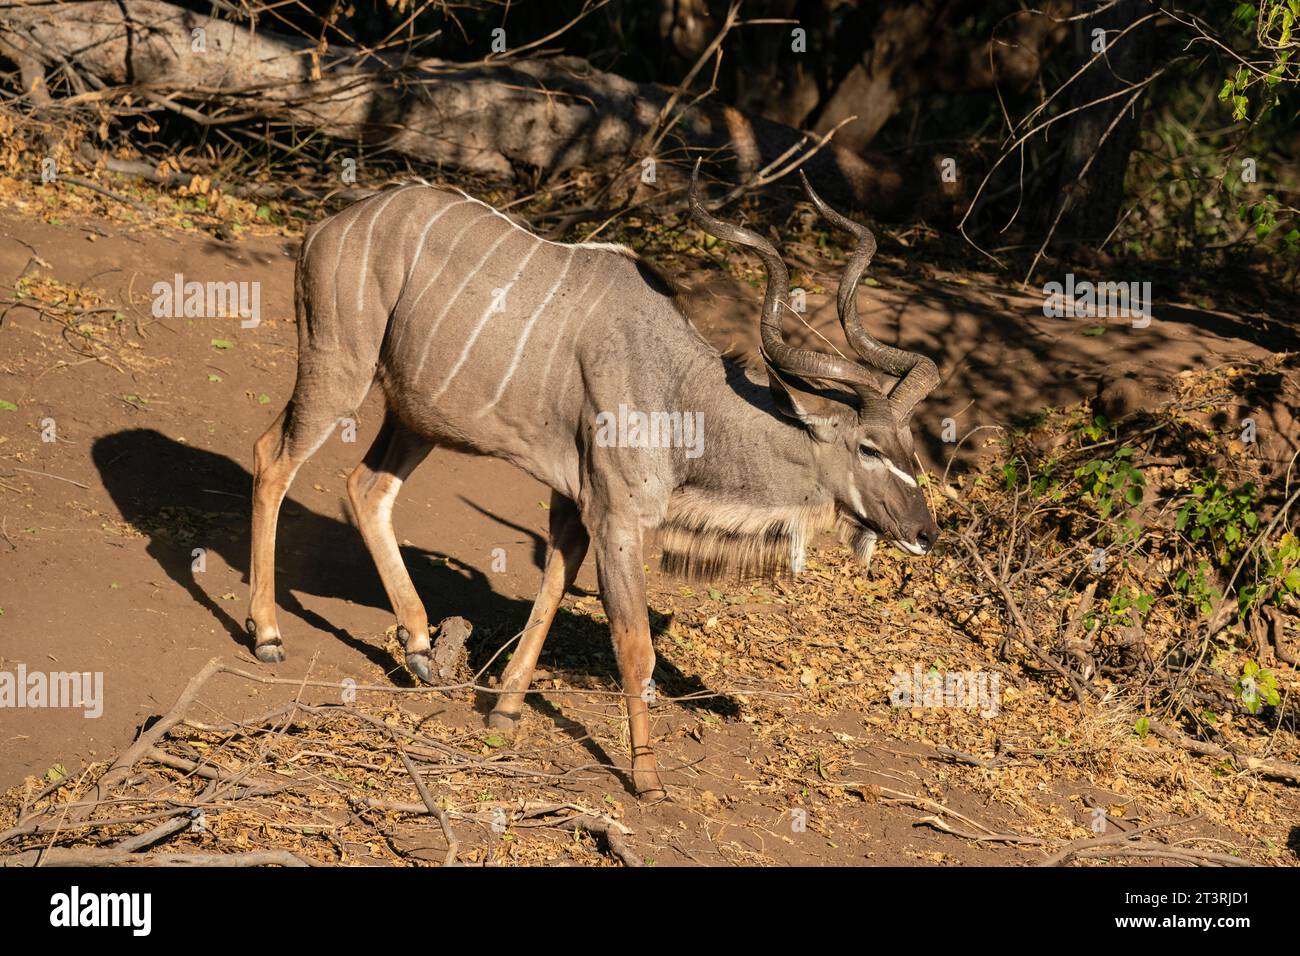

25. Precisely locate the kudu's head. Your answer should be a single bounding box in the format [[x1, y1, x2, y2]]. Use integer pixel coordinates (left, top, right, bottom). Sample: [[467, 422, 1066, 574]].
[[689, 167, 940, 561]]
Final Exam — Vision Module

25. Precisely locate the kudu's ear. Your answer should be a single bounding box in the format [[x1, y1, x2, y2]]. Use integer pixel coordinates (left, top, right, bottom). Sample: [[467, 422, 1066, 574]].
[[765, 363, 852, 442]]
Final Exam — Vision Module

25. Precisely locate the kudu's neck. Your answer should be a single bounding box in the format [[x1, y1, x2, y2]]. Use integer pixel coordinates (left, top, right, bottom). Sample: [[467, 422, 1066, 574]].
[[658, 354, 836, 580]]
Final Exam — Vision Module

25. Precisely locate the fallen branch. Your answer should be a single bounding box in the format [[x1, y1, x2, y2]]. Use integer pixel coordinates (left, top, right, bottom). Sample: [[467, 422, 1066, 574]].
[[1148, 718, 1300, 786], [2, 0, 910, 213], [1038, 816, 1251, 867], [75, 657, 225, 817], [2, 847, 312, 867]]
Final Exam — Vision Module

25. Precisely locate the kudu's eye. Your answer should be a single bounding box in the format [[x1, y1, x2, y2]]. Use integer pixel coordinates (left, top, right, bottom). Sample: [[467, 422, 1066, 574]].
[[858, 444, 883, 462]]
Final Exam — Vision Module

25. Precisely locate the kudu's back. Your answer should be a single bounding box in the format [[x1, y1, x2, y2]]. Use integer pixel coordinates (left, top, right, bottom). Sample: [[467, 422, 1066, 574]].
[[294, 182, 698, 496]]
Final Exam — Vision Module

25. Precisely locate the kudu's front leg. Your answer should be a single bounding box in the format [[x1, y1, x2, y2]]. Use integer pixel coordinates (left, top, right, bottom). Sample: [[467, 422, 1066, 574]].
[[594, 521, 666, 801], [488, 492, 589, 729]]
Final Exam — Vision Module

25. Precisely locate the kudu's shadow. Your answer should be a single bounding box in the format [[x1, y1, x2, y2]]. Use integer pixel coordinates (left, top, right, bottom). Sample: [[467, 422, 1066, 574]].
[[92, 429, 736, 792]]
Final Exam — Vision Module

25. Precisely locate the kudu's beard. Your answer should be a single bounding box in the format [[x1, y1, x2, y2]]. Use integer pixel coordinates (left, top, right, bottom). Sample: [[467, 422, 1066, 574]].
[[657, 492, 882, 581], [841, 521, 880, 568], [657, 492, 834, 581]]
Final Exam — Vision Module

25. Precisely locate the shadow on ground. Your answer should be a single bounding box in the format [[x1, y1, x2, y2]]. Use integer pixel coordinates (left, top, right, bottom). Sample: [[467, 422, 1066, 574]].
[[91, 428, 738, 790]]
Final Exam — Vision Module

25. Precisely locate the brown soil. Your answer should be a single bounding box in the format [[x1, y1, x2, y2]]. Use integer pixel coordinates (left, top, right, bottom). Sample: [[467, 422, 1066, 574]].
[[1, 195, 1296, 867]]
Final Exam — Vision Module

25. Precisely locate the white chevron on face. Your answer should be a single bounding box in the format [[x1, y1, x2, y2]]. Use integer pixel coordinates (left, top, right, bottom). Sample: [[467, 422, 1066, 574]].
[[860, 439, 918, 487]]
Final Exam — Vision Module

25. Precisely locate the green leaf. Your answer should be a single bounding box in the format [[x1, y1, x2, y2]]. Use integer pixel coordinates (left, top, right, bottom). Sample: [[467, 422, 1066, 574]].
[[211, 339, 233, 350], [1134, 717, 1150, 739], [0, 400, 16, 412]]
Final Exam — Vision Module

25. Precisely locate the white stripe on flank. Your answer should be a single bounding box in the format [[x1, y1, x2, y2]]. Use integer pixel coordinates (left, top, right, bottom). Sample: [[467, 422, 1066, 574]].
[[408, 225, 517, 382], [387, 199, 472, 358], [405, 210, 499, 316], [536, 270, 616, 390], [453, 189, 632, 254], [400, 198, 469, 296], [301, 223, 323, 260], [355, 185, 421, 315], [432, 242, 543, 401], [302, 189, 372, 266], [329, 201, 372, 321], [477, 248, 576, 415]]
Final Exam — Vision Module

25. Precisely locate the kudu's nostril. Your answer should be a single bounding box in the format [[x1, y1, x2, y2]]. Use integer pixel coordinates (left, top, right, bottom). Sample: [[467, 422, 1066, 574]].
[[915, 528, 934, 552]]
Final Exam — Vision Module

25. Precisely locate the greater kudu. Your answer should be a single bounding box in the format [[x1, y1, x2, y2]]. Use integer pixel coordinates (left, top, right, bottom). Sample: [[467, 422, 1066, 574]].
[[247, 168, 940, 798]]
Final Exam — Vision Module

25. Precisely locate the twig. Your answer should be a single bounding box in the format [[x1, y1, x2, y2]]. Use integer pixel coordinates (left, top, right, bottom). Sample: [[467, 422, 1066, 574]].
[[76, 657, 225, 817], [2, 847, 311, 867], [34, 175, 156, 218], [393, 745, 458, 866], [1038, 815, 1250, 866], [4, 466, 89, 490], [914, 815, 1046, 846], [544, 813, 641, 867], [958, 532, 1091, 702]]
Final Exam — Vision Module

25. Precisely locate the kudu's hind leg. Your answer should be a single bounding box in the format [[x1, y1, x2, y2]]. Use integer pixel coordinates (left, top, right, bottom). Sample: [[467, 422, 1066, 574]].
[[247, 398, 352, 662], [346, 411, 435, 681], [488, 492, 589, 730]]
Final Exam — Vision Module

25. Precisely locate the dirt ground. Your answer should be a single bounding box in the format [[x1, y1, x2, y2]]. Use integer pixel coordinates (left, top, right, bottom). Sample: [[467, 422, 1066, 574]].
[[1, 190, 1297, 866]]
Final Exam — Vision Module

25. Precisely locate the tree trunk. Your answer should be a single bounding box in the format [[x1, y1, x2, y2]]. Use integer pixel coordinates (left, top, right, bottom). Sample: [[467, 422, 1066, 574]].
[[1048, 0, 1155, 246], [811, 0, 952, 154], [808, 0, 1068, 154]]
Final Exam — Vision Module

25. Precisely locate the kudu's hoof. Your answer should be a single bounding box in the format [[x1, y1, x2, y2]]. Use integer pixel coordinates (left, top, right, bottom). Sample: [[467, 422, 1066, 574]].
[[636, 785, 669, 804], [633, 770, 668, 804], [254, 640, 285, 664], [247, 619, 286, 663], [404, 651, 434, 685], [486, 709, 519, 733], [394, 625, 434, 684]]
